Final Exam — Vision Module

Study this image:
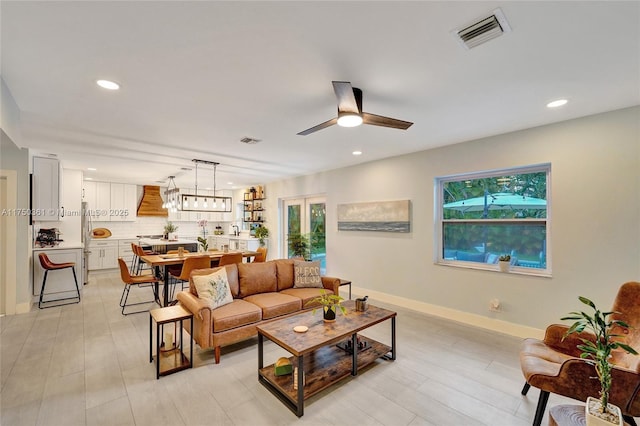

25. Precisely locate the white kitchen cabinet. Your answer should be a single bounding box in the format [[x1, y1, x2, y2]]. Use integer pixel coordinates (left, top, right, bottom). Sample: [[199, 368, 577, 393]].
[[118, 238, 138, 267], [228, 237, 263, 252], [33, 248, 82, 296], [110, 183, 137, 221], [83, 181, 111, 221], [32, 157, 61, 221], [88, 240, 118, 270], [215, 237, 229, 250]]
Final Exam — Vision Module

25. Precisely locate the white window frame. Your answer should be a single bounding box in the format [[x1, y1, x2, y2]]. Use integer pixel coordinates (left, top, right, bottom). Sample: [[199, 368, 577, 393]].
[[434, 163, 552, 277]]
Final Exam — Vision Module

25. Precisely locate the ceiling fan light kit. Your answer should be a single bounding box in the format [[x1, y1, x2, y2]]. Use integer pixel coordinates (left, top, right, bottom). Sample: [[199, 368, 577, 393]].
[[298, 81, 413, 135], [337, 112, 363, 128]]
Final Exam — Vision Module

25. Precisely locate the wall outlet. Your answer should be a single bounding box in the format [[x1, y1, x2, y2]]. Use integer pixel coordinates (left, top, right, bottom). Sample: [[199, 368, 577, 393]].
[[489, 298, 501, 312]]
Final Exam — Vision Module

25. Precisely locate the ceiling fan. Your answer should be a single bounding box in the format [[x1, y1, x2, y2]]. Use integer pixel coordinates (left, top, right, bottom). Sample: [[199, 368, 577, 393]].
[[297, 81, 413, 136]]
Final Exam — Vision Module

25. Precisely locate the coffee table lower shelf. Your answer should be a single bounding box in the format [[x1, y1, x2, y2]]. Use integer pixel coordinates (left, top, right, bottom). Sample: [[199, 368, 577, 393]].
[[258, 337, 391, 410]]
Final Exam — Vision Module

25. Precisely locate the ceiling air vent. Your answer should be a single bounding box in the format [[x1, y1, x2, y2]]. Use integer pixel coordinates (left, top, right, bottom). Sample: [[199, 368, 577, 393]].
[[454, 8, 511, 50], [240, 137, 261, 144]]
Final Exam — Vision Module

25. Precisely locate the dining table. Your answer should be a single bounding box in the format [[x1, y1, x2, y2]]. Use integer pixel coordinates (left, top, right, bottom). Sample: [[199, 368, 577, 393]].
[[139, 250, 258, 306]]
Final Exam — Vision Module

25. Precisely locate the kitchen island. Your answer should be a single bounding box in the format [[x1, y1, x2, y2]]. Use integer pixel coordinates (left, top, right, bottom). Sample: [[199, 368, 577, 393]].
[[139, 238, 198, 254]]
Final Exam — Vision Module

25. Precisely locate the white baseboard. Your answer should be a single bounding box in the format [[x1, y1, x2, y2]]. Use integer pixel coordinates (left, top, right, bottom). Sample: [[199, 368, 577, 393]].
[[15, 302, 32, 314], [350, 285, 544, 340]]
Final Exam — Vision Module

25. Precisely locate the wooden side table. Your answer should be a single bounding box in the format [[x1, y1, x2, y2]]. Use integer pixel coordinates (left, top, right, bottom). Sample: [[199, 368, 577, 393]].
[[339, 279, 352, 300], [149, 305, 193, 379]]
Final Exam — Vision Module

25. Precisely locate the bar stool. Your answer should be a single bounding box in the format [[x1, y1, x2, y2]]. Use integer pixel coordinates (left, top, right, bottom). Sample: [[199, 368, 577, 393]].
[[37, 253, 81, 309]]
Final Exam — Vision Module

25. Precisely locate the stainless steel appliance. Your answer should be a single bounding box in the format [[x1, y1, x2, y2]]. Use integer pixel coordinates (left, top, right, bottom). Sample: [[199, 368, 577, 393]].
[[81, 202, 92, 284]]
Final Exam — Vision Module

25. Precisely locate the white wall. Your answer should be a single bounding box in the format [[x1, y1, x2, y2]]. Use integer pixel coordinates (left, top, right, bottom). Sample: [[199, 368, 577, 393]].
[[0, 130, 30, 312], [267, 106, 640, 336], [0, 77, 22, 146]]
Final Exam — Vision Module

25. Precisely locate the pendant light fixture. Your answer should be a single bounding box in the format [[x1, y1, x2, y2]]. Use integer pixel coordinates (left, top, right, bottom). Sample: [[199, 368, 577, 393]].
[[212, 162, 218, 209], [163, 176, 179, 213], [178, 159, 232, 212], [193, 162, 199, 208]]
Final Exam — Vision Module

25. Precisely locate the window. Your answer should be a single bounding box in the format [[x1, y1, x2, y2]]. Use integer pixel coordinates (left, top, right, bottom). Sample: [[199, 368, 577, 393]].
[[435, 164, 550, 276]]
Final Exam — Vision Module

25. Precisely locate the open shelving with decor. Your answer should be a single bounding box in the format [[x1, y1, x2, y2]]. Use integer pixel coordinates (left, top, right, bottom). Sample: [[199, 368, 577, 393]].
[[243, 186, 265, 223]]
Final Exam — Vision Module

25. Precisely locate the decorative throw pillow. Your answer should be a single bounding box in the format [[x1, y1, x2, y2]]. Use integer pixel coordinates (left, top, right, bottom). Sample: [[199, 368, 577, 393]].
[[192, 268, 234, 309], [293, 260, 322, 288]]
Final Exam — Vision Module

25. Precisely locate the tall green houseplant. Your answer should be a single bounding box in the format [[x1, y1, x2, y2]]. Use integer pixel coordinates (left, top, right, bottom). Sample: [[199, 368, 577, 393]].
[[254, 226, 269, 247], [562, 296, 638, 416], [288, 233, 310, 260]]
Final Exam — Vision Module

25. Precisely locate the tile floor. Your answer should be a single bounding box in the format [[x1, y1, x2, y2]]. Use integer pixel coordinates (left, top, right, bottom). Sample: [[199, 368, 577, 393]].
[[2, 270, 580, 425]]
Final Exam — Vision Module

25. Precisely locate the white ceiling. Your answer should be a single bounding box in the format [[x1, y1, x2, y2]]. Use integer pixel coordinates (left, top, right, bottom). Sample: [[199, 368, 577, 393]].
[[2, 1, 639, 190]]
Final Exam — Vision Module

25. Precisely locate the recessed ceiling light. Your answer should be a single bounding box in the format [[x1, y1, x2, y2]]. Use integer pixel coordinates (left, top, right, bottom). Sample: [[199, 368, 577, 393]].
[[227, 182, 233, 185], [96, 79, 120, 90], [352, 150, 362, 156], [87, 167, 97, 171], [547, 99, 568, 108], [85, 177, 93, 180]]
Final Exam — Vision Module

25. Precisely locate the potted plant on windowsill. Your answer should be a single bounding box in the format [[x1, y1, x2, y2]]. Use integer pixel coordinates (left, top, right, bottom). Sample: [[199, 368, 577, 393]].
[[561, 296, 638, 426], [254, 226, 269, 247], [305, 290, 347, 322], [498, 254, 511, 272]]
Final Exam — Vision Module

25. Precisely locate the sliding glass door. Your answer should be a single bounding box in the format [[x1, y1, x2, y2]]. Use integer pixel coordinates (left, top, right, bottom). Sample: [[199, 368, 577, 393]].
[[283, 196, 326, 272]]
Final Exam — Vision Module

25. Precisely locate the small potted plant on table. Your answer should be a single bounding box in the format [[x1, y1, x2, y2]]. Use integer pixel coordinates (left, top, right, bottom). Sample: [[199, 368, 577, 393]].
[[561, 296, 638, 426], [164, 221, 178, 240], [306, 290, 346, 322]]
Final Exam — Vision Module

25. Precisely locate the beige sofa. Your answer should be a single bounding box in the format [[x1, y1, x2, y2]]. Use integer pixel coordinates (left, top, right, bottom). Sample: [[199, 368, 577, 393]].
[[176, 258, 341, 363]]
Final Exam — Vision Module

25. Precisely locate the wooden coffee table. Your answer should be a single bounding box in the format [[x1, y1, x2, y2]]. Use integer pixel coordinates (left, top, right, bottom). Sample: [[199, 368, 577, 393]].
[[256, 300, 396, 417]]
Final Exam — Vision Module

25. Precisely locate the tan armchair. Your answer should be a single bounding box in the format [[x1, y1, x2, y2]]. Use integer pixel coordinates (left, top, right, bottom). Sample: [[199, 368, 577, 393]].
[[520, 281, 640, 426]]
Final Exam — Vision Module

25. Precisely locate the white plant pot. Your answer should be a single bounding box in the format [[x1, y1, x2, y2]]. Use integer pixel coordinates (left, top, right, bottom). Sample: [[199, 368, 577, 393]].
[[168, 233, 177, 240], [498, 261, 510, 272], [585, 397, 624, 426]]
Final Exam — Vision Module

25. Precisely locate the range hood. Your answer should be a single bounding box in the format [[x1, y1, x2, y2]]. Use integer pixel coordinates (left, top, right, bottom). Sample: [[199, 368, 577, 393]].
[[137, 185, 168, 217]]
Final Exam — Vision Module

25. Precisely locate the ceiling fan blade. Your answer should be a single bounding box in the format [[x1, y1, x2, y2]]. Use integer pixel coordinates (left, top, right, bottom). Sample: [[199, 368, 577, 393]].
[[362, 112, 413, 130], [332, 81, 360, 114], [297, 117, 338, 136]]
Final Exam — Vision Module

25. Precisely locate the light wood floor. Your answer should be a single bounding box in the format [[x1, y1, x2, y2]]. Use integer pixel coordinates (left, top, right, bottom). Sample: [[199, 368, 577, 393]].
[[1, 270, 579, 426]]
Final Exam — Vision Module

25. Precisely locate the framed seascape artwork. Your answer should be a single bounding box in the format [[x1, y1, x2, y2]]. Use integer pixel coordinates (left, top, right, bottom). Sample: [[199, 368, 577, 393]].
[[337, 200, 411, 233]]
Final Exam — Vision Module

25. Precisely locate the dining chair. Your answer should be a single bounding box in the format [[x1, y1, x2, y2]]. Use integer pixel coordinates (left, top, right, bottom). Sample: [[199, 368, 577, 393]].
[[118, 258, 160, 315], [519, 281, 640, 426], [253, 246, 267, 263], [132, 243, 157, 274], [218, 252, 243, 266], [168, 255, 211, 299]]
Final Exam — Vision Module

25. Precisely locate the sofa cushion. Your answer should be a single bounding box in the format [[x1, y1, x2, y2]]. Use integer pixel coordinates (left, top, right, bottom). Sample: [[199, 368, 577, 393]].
[[243, 292, 302, 320], [280, 287, 334, 308], [274, 259, 295, 291], [192, 268, 234, 309], [211, 299, 262, 332], [238, 262, 277, 297], [293, 260, 322, 288], [190, 264, 240, 298]]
